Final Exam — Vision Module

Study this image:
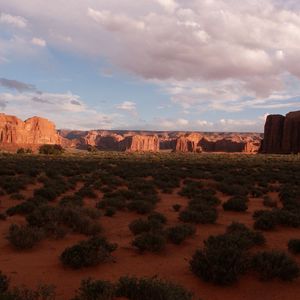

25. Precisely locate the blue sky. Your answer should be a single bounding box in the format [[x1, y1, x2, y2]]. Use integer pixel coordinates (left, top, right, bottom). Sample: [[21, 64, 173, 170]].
[[0, 0, 300, 132]]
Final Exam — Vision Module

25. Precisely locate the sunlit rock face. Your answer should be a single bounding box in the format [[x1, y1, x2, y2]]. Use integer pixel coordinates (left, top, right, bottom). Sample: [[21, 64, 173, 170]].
[[0, 113, 61, 149]]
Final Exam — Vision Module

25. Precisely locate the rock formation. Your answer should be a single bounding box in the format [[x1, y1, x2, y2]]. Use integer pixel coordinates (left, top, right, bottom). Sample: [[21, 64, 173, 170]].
[[0, 112, 265, 153], [261, 111, 300, 154], [119, 135, 159, 152], [0, 113, 61, 150]]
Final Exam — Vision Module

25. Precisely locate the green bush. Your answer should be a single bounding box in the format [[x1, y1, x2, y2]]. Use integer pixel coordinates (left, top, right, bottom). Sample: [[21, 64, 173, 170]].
[[251, 251, 299, 281], [39, 144, 64, 155], [179, 207, 217, 224], [167, 224, 196, 245], [147, 212, 167, 224], [6, 224, 44, 250], [2, 284, 56, 300], [253, 211, 277, 230], [190, 233, 249, 285], [288, 239, 300, 254], [72, 278, 115, 300], [226, 222, 265, 249], [127, 201, 154, 214], [129, 219, 163, 236], [223, 196, 248, 212], [0, 271, 9, 293], [116, 276, 193, 300], [60, 237, 117, 269], [132, 233, 166, 253]]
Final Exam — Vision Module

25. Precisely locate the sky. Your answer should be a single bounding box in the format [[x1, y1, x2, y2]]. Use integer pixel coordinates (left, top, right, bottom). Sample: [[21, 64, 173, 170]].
[[0, 0, 300, 132]]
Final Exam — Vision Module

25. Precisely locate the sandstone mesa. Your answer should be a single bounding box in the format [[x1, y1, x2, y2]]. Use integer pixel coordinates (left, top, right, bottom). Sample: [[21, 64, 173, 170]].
[[0, 111, 299, 154]]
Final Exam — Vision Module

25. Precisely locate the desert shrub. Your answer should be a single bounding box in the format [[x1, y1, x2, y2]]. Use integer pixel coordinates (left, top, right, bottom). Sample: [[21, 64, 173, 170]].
[[226, 222, 265, 249], [179, 181, 203, 198], [167, 224, 196, 245], [190, 234, 249, 285], [288, 239, 300, 254], [129, 219, 163, 236], [72, 278, 115, 300], [127, 201, 154, 214], [39, 144, 64, 155], [147, 212, 167, 224], [116, 276, 193, 300], [276, 209, 300, 228], [34, 187, 58, 201], [2, 284, 56, 300], [59, 195, 83, 207], [251, 251, 299, 281], [60, 237, 117, 269], [172, 204, 181, 212], [263, 196, 277, 208], [0, 271, 9, 293], [179, 206, 217, 224], [223, 196, 248, 212], [104, 207, 116, 217], [218, 183, 249, 196], [6, 201, 37, 216], [132, 233, 166, 253], [16, 148, 32, 154], [6, 224, 44, 250], [253, 210, 277, 230], [77, 186, 97, 199]]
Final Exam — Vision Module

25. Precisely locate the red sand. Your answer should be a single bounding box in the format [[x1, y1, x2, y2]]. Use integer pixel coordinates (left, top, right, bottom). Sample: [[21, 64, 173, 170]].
[[1, 184, 300, 300]]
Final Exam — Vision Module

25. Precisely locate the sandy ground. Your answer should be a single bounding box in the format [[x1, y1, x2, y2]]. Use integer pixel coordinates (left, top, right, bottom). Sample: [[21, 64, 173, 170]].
[[1, 183, 300, 300]]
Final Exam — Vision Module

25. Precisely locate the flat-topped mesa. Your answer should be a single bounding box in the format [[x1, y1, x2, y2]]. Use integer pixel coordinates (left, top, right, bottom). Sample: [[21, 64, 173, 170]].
[[0, 113, 61, 149], [261, 110, 300, 154], [119, 135, 160, 152]]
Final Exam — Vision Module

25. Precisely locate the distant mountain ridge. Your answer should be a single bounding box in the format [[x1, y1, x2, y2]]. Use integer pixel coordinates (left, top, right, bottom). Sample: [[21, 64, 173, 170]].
[[0, 112, 263, 153]]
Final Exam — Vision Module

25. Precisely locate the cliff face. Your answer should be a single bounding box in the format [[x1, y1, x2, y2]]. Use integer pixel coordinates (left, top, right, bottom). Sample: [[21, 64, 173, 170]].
[[282, 111, 300, 154], [261, 111, 300, 154], [119, 135, 159, 152], [0, 113, 61, 149], [261, 115, 285, 154], [175, 134, 202, 152]]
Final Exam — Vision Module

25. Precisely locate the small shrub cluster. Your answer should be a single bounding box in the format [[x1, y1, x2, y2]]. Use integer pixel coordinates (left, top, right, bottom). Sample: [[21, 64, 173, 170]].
[[72, 276, 193, 300], [72, 278, 115, 300], [132, 232, 166, 253], [223, 196, 248, 212], [252, 251, 299, 281], [166, 224, 196, 245], [179, 184, 219, 224], [6, 224, 44, 250], [60, 236, 117, 269], [39, 144, 64, 155], [116, 276, 193, 300], [190, 222, 265, 285]]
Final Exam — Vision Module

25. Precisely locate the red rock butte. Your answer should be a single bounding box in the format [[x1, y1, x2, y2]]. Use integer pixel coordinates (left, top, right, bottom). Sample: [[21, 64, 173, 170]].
[[0, 112, 273, 153], [261, 110, 300, 154]]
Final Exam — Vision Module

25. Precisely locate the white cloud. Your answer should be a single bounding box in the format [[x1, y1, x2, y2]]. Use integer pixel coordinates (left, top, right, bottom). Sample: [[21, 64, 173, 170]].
[[1, 0, 300, 124], [0, 13, 27, 28], [116, 101, 137, 111], [88, 8, 145, 32], [31, 38, 47, 47], [155, 0, 178, 13], [177, 118, 189, 126]]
